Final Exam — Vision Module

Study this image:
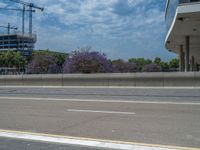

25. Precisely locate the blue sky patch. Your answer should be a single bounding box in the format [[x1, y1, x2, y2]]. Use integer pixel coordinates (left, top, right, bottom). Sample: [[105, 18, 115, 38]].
[[0, 0, 176, 61]]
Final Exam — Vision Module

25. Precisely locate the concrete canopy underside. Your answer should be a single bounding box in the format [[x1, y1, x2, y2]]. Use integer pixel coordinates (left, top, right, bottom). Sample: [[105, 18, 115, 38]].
[[165, 3, 200, 63]]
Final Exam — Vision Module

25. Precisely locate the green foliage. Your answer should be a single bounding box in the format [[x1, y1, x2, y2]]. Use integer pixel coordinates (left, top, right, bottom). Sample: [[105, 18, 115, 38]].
[[33, 50, 68, 67], [169, 58, 179, 70], [0, 51, 26, 69], [112, 59, 125, 73], [154, 57, 161, 65], [129, 58, 152, 71], [0, 49, 180, 74], [160, 62, 169, 72], [128, 57, 178, 72], [112, 59, 138, 73], [142, 64, 162, 72], [153, 57, 169, 72]]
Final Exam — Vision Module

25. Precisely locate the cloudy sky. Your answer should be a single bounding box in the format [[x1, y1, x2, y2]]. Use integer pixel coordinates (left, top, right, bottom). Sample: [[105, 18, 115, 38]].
[[0, 0, 176, 60]]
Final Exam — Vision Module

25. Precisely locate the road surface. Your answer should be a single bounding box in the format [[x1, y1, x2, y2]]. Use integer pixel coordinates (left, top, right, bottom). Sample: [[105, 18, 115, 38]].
[[0, 87, 199, 149]]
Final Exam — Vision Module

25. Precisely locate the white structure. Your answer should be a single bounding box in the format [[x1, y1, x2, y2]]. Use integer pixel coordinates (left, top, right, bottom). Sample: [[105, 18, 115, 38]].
[[165, 0, 200, 71], [0, 33, 36, 56]]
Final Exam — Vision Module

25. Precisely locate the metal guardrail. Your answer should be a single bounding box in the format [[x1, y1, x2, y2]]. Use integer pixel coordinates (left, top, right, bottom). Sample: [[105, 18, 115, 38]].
[[0, 72, 199, 87]]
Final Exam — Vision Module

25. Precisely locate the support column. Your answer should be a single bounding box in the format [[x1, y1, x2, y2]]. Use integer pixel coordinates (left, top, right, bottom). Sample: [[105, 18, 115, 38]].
[[195, 63, 198, 72], [179, 45, 184, 72], [185, 36, 190, 72], [196, 63, 199, 72], [183, 52, 185, 71], [191, 56, 195, 72]]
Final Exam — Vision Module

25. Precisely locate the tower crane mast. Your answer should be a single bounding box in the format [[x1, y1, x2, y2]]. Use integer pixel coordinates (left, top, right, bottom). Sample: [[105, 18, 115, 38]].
[[0, 7, 35, 34], [10, 0, 44, 35], [0, 23, 18, 34]]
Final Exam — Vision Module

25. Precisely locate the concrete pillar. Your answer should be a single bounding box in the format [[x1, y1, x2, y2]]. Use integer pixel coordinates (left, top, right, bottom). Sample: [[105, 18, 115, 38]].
[[185, 36, 190, 72], [179, 45, 184, 72], [195, 63, 198, 72], [183, 52, 185, 71], [191, 56, 195, 72], [196, 63, 199, 72]]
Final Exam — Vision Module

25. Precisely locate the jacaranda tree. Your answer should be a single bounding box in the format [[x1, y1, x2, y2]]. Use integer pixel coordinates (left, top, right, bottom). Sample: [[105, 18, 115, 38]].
[[142, 64, 162, 72], [112, 59, 138, 73], [28, 54, 60, 74], [63, 49, 112, 73]]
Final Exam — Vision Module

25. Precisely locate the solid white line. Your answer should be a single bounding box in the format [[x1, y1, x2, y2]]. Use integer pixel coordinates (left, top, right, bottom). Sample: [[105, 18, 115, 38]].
[[0, 96, 200, 105], [0, 130, 176, 150], [67, 109, 136, 115], [1, 86, 200, 89]]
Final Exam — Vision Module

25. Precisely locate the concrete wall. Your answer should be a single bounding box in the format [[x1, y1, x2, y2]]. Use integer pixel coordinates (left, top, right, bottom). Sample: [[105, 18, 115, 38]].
[[0, 72, 199, 87], [163, 72, 195, 87], [135, 73, 164, 87]]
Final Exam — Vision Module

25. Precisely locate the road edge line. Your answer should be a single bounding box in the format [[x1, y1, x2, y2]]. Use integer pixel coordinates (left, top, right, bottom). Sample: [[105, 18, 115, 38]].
[[0, 129, 199, 150]]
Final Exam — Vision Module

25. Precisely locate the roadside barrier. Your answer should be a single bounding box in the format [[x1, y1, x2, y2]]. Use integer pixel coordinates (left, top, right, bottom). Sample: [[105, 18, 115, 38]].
[[0, 72, 199, 87]]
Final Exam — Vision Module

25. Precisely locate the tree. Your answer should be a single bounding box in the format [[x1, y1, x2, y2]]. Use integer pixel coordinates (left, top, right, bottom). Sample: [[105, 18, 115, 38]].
[[129, 58, 152, 71], [14, 52, 27, 70], [142, 64, 162, 72], [154, 57, 161, 65], [160, 62, 169, 72], [33, 50, 68, 67], [63, 48, 112, 73], [112, 59, 138, 73], [112, 59, 125, 73], [169, 58, 179, 71], [0, 51, 26, 70], [28, 53, 60, 74], [125, 62, 138, 73]]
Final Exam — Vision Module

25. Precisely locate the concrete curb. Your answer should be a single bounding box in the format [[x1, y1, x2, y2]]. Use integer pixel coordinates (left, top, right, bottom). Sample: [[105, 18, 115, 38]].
[[1, 129, 199, 150]]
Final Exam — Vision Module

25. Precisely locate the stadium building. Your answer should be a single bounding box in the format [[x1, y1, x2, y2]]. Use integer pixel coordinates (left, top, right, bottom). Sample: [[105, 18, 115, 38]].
[[165, 0, 200, 71]]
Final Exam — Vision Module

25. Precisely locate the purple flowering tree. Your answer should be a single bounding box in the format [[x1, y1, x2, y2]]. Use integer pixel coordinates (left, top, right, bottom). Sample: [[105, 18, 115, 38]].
[[125, 62, 138, 72], [48, 64, 61, 74], [63, 50, 112, 73], [28, 54, 60, 74], [112, 59, 138, 73], [142, 64, 162, 72]]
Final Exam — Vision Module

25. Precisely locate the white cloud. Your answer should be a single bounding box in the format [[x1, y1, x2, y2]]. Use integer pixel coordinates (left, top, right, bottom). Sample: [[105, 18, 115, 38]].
[[0, 0, 175, 60], [0, 2, 6, 7]]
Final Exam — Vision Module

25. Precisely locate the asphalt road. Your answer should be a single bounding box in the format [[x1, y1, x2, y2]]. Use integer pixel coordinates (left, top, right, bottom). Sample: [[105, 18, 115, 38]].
[[0, 87, 200, 149], [0, 87, 200, 102]]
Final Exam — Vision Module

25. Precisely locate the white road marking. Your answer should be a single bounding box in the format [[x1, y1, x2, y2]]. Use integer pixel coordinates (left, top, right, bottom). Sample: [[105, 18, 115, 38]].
[[0, 130, 177, 150], [0, 96, 200, 105], [67, 109, 136, 115], [1, 85, 200, 89]]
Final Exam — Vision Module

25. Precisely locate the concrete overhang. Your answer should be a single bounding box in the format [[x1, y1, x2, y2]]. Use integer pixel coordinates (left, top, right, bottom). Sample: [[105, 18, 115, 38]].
[[165, 2, 200, 62]]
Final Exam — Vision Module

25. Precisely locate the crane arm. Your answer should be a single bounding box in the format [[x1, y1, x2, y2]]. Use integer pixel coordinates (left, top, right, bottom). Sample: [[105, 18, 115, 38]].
[[0, 7, 35, 12], [10, 0, 44, 11], [10, 0, 29, 6], [31, 5, 44, 11], [0, 25, 18, 30]]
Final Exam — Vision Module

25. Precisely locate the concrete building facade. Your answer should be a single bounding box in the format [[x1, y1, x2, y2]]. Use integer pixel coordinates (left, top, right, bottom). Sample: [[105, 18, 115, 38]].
[[0, 33, 36, 56], [165, 0, 200, 72]]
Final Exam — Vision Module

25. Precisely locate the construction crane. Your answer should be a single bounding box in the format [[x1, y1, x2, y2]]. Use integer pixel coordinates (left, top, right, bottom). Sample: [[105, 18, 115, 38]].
[[0, 23, 18, 34], [10, 0, 44, 35], [0, 7, 35, 34]]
